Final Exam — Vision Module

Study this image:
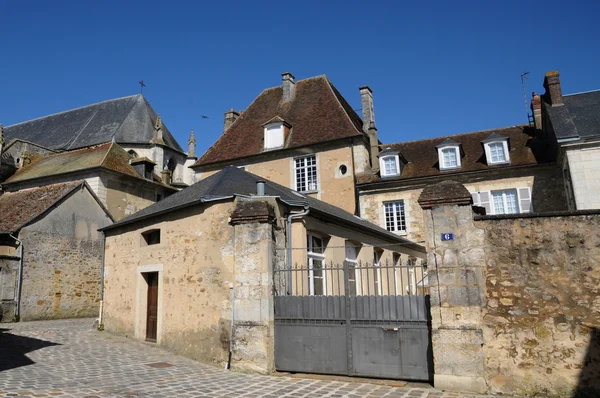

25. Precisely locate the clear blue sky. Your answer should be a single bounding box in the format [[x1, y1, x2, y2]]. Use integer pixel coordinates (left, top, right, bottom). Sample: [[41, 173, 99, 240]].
[[1, 1, 599, 154]]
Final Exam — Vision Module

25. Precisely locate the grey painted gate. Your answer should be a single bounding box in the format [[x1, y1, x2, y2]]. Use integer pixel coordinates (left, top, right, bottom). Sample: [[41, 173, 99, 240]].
[[274, 255, 432, 381]]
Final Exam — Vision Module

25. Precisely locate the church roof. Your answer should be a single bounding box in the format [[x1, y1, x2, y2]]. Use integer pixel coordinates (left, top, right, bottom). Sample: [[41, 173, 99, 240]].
[[3, 94, 184, 152], [193, 75, 366, 167], [3, 142, 172, 188]]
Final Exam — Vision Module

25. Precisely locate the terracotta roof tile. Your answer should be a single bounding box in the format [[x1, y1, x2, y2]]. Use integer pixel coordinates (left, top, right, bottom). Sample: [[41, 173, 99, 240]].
[[0, 181, 83, 233], [193, 75, 365, 167], [357, 125, 554, 185]]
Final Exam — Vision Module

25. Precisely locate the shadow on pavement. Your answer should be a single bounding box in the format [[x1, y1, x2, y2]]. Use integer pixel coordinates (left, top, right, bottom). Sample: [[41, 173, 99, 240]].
[[0, 327, 61, 372]]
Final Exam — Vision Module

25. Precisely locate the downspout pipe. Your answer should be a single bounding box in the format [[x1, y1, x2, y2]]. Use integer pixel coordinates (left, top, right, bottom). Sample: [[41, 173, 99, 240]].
[[99, 231, 106, 326], [9, 233, 23, 321], [286, 205, 310, 295]]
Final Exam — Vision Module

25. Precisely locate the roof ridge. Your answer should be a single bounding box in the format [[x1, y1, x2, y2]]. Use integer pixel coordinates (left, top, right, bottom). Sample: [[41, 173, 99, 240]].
[[385, 125, 528, 146], [99, 142, 117, 167], [6, 94, 142, 128], [564, 88, 600, 96]]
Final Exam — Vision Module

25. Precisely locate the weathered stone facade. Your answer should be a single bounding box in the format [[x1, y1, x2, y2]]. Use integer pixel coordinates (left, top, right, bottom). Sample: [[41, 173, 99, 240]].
[[477, 212, 600, 396], [419, 179, 600, 396]]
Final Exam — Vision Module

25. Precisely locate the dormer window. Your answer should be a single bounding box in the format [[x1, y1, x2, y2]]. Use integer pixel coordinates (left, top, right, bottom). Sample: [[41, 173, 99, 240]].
[[482, 133, 510, 165], [378, 148, 404, 177], [130, 157, 156, 181], [262, 116, 290, 151], [435, 138, 462, 171]]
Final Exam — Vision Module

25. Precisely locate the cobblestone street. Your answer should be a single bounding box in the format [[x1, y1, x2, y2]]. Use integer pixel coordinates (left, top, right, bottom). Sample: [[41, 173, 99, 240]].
[[0, 319, 505, 398]]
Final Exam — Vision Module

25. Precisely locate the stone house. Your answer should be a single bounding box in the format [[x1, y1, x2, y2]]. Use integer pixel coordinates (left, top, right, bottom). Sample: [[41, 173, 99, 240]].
[[531, 70, 600, 210], [357, 126, 567, 243], [190, 73, 377, 214], [2, 142, 177, 221], [1, 94, 197, 187], [100, 166, 425, 372], [0, 181, 113, 322]]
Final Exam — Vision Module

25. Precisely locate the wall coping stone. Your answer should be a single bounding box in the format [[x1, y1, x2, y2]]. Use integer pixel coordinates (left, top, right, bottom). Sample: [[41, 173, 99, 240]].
[[230, 198, 276, 225], [475, 208, 600, 221], [418, 180, 472, 209]]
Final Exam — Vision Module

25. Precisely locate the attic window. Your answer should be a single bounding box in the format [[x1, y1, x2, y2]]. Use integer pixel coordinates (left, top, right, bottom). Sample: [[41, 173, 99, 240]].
[[264, 122, 284, 150], [436, 139, 462, 171], [482, 133, 510, 165], [378, 148, 402, 177], [142, 229, 161, 246]]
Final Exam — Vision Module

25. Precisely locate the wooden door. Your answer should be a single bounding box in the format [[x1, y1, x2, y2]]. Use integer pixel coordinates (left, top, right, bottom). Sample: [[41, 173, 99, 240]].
[[146, 272, 158, 341]]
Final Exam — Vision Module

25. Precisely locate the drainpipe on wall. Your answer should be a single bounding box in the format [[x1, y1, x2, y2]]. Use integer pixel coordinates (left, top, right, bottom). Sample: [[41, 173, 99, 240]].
[[9, 233, 23, 321], [99, 231, 106, 326], [286, 206, 310, 296]]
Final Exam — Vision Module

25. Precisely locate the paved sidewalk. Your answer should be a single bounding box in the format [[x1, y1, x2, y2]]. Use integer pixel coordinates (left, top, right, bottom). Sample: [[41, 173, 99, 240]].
[[0, 319, 503, 398]]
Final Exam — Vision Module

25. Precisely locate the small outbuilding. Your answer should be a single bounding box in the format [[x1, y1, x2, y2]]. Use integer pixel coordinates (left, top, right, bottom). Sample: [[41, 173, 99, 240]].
[[100, 167, 427, 375], [0, 181, 113, 322]]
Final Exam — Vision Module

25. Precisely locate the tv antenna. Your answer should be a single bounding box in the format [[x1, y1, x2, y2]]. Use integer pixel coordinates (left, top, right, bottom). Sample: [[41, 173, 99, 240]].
[[520, 71, 533, 124]]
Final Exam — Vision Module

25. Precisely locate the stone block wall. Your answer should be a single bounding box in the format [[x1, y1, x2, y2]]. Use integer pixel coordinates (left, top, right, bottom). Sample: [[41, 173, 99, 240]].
[[476, 212, 600, 396]]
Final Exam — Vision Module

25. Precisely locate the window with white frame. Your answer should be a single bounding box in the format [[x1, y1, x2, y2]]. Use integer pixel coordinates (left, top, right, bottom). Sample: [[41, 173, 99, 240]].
[[378, 148, 402, 177], [439, 146, 461, 170], [264, 122, 285, 150], [307, 234, 326, 296], [295, 155, 318, 192], [483, 140, 510, 165], [345, 241, 360, 296], [471, 188, 532, 215], [384, 201, 406, 234], [373, 250, 382, 296]]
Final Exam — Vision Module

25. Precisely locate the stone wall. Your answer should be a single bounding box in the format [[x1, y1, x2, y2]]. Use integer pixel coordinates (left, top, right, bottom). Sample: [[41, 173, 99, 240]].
[[18, 187, 112, 321], [476, 212, 600, 396]]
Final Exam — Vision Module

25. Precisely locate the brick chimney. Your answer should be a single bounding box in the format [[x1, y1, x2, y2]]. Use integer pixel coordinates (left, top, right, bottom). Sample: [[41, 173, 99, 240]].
[[282, 72, 296, 102], [224, 108, 240, 132], [531, 92, 542, 129], [543, 71, 563, 106], [360, 86, 379, 169]]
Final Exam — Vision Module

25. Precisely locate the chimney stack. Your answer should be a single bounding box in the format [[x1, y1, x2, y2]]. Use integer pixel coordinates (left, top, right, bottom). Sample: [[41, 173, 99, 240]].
[[360, 86, 379, 169], [531, 92, 542, 129], [187, 129, 196, 158], [543, 71, 564, 106], [224, 108, 240, 132], [282, 72, 296, 102]]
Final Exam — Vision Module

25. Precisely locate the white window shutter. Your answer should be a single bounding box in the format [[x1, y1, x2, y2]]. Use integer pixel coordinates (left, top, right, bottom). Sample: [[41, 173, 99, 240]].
[[479, 191, 492, 215], [517, 187, 532, 213]]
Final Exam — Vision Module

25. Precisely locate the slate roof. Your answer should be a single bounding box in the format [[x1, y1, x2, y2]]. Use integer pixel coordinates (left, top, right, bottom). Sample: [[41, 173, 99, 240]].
[[357, 125, 553, 185], [3, 142, 172, 188], [545, 90, 600, 140], [193, 75, 366, 167], [4, 94, 184, 152], [102, 166, 422, 250], [0, 181, 84, 233]]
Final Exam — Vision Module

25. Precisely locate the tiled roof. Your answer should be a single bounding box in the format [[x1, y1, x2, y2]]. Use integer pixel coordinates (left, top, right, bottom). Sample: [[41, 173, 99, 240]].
[[357, 125, 553, 185], [3, 142, 170, 188], [4, 94, 183, 152], [193, 75, 366, 167], [0, 181, 83, 233], [545, 90, 600, 140], [102, 167, 423, 251]]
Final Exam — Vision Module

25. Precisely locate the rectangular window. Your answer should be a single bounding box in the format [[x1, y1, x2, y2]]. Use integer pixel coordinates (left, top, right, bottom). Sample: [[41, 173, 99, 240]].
[[295, 155, 318, 192], [442, 148, 458, 168], [264, 124, 284, 150], [384, 201, 406, 233], [142, 229, 161, 246], [489, 142, 507, 163], [383, 157, 398, 176], [491, 189, 518, 215], [345, 241, 360, 296], [307, 234, 326, 296]]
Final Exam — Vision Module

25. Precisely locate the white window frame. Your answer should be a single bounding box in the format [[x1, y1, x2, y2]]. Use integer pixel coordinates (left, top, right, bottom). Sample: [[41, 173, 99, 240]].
[[438, 146, 462, 170], [345, 241, 360, 296], [383, 200, 407, 234], [484, 140, 510, 165], [373, 250, 383, 296], [471, 187, 532, 215], [393, 253, 401, 296], [307, 234, 326, 296], [263, 122, 285, 150], [294, 155, 318, 193], [379, 155, 401, 177]]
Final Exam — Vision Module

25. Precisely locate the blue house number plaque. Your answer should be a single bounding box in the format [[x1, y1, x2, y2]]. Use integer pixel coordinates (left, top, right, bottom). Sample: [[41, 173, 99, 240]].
[[441, 233, 454, 241]]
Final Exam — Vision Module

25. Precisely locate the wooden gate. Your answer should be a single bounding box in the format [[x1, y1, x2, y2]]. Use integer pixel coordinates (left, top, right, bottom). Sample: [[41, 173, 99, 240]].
[[146, 272, 158, 342]]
